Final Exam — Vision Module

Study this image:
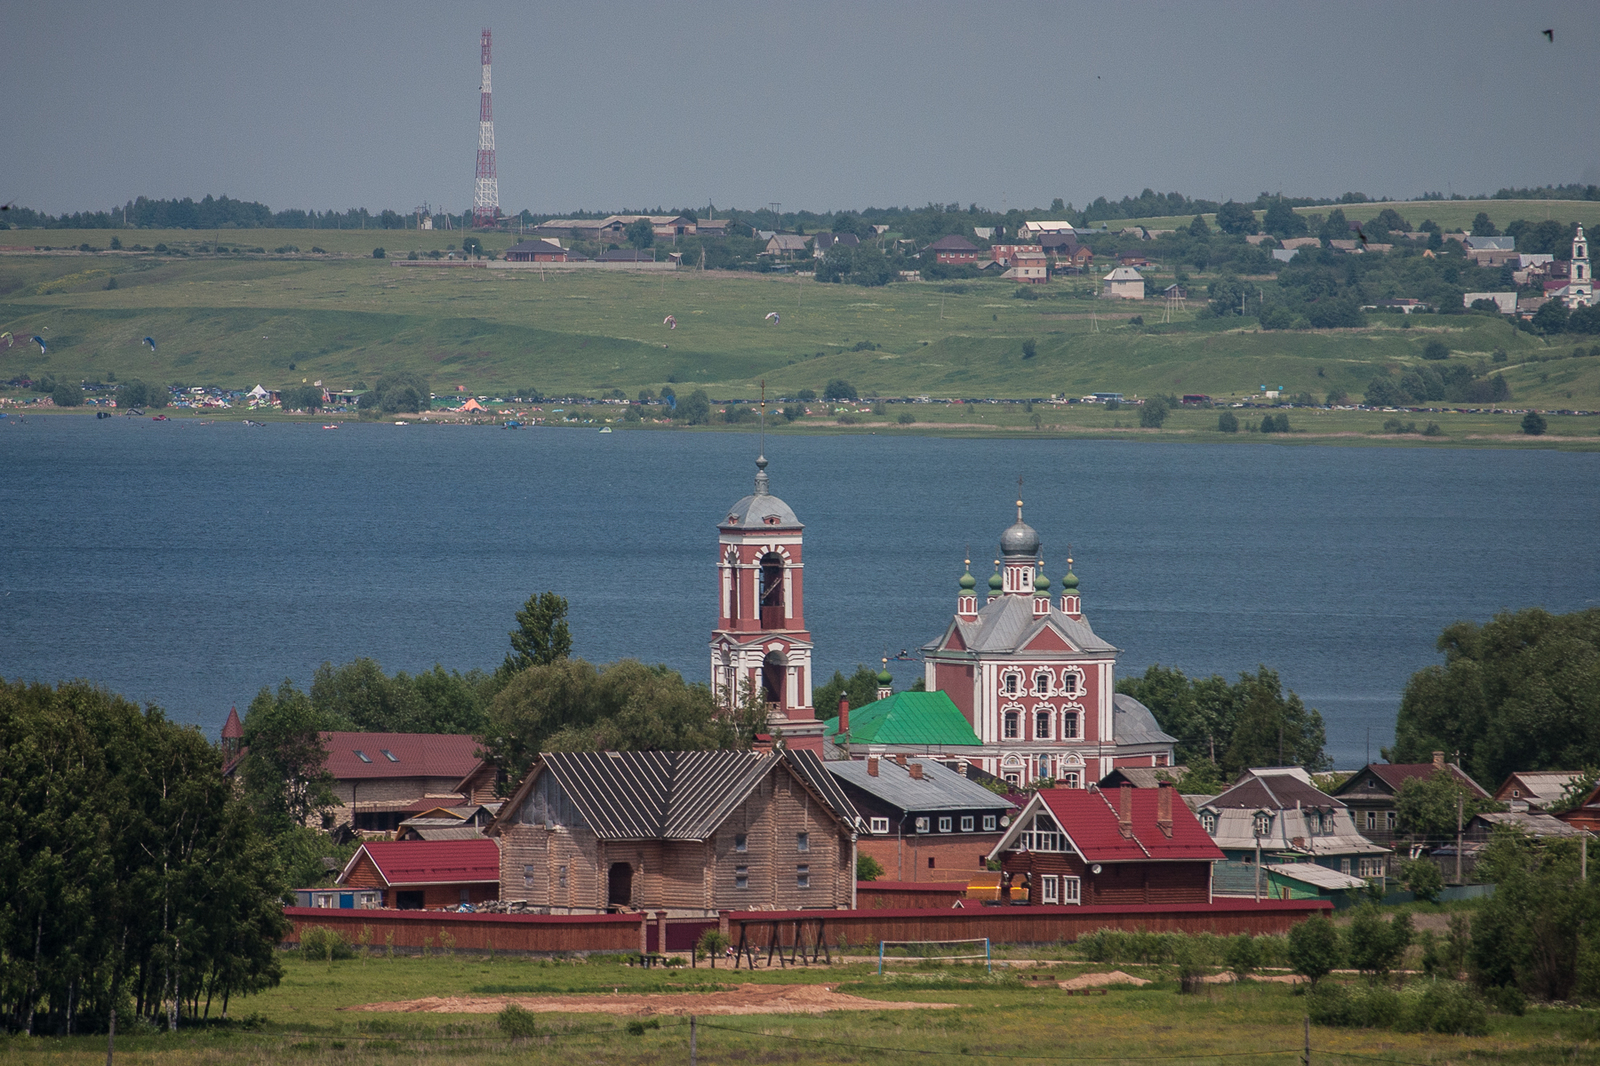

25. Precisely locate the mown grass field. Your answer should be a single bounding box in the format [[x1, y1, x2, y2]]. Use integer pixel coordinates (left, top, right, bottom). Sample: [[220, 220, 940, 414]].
[[5, 950, 1596, 1066], [4, 245, 1596, 407]]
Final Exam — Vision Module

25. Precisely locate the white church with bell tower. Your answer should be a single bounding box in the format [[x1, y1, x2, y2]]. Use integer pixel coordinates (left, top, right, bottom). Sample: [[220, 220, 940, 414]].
[[1565, 224, 1592, 309], [709, 453, 824, 753]]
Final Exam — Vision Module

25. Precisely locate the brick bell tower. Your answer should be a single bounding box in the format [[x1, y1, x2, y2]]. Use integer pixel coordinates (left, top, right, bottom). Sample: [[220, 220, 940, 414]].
[[709, 452, 823, 753]]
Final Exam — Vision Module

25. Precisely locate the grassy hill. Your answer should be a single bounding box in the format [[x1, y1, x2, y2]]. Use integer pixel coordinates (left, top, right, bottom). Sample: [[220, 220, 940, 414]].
[[1116, 199, 1600, 234], [1, 240, 1595, 410]]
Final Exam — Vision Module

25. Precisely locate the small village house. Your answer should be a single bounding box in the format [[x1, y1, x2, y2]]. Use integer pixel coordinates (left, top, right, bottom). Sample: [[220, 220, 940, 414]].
[[487, 749, 863, 916], [335, 839, 500, 910], [504, 239, 569, 263], [1193, 767, 1389, 879], [317, 732, 485, 833], [1101, 266, 1145, 300], [1002, 249, 1049, 284], [763, 234, 809, 259], [827, 754, 1016, 883], [1495, 771, 1586, 813], [924, 235, 982, 265], [812, 232, 861, 257], [988, 782, 1223, 906], [1330, 753, 1491, 847]]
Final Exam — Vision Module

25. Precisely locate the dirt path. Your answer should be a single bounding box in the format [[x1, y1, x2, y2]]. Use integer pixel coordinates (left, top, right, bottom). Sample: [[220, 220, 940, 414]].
[[344, 984, 960, 1017]]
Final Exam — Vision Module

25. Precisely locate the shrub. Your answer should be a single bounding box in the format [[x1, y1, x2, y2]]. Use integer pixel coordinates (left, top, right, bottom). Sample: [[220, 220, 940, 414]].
[[897, 412, 915, 424], [372, 247, 386, 258], [837, 413, 859, 425], [1217, 411, 1239, 433], [1422, 421, 1444, 437], [497, 1003, 543, 1038], [1224, 933, 1260, 982], [1013, 286, 1039, 301], [1138, 397, 1169, 429], [1288, 915, 1342, 985], [1346, 905, 1412, 983], [1521, 411, 1547, 436], [797, 388, 817, 402], [1422, 340, 1450, 360], [1410, 980, 1489, 1035], [1022, 338, 1037, 359], [299, 925, 355, 962], [857, 853, 885, 881], [823, 379, 858, 402], [51, 382, 83, 407], [1400, 857, 1443, 901], [625, 1019, 660, 1036]]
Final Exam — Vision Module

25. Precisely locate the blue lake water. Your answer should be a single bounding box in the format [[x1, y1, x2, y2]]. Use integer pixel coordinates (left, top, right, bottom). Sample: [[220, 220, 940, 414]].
[[1, 415, 1596, 769]]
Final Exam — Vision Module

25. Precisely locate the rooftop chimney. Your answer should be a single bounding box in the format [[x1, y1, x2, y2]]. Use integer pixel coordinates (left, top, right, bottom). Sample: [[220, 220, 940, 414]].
[[1432, 751, 1445, 768], [867, 754, 880, 777], [838, 696, 850, 737], [1118, 783, 1134, 839], [909, 762, 924, 780], [1156, 780, 1174, 838], [895, 754, 907, 767]]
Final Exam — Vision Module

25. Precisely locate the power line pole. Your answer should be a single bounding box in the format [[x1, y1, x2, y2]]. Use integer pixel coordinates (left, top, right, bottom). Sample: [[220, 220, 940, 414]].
[[1455, 792, 1463, 885]]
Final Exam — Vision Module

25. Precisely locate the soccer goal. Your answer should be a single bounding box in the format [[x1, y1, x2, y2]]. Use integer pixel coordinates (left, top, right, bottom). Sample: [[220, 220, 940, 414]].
[[877, 937, 991, 975]]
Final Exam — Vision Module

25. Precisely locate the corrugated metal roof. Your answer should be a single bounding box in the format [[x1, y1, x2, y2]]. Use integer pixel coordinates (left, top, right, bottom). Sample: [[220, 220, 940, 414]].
[[1264, 862, 1368, 891], [931, 595, 1119, 656], [526, 750, 859, 841], [341, 840, 499, 887], [321, 732, 483, 781], [821, 691, 982, 747], [1473, 811, 1588, 838], [1209, 775, 1345, 811], [828, 757, 1012, 814], [1499, 772, 1583, 803], [400, 826, 488, 841], [1009, 787, 1223, 863]]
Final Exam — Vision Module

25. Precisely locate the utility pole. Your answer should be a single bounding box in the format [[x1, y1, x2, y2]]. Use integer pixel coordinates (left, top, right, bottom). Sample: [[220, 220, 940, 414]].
[[1302, 1015, 1311, 1066], [1254, 821, 1263, 902], [690, 1014, 698, 1066], [1455, 793, 1463, 885]]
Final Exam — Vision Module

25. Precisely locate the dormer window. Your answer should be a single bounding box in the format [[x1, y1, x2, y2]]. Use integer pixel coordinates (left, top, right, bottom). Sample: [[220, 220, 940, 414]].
[[353, 750, 372, 763], [1201, 811, 1217, 834], [1253, 812, 1273, 837]]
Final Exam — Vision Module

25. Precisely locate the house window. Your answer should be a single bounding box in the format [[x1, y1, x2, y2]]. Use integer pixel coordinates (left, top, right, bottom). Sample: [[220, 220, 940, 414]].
[[1201, 811, 1218, 834], [939, 817, 952, 833], [1041, 875, 1060, 904], [735, 833, 748, 853], [523, 864, 535, 887], [1034, 673, 1051, 695], [1359, 858, 1385, 878], [1062, 877, 1081, 904], [961, 816, 974, 832], [983, 815, 997, 831], [1063, 712, 1079, 739], [380, 749, 399, 762], [870, 817, 890, 835], [1004, 711, 1020, 739], [1253, 812, 1272, 836], [1386, 811, 1396, 831], [928, 857, 936, 869], [1340, 858, 1352, 875], [557, 865, 568, 889], [353, 749, 372, 763], [796, 864, 810, 888], [1512, 789, 1521, 798], [735, 865, 749, 889], [1035, 711, 1052, 739], [796, 831, 809, 853], [915, 817, 930, 834], [1062, 772, 1080, 789]]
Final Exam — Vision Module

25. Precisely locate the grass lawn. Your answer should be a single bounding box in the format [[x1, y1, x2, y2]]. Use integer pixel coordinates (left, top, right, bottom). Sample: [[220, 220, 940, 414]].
[[5, 950, 1598, 1066]]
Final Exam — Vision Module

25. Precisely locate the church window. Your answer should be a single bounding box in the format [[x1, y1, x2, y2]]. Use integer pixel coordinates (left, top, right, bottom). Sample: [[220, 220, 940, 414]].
[[1003, 711, 1020, 739], [1062, 674, 1078, 695], [1034, 711, 1052, 739], [1003, 672, 1021, 696], [1062, 771, 1080, 789], [1034, 672, 1051, 695], [1063, 712, 1079, 739]]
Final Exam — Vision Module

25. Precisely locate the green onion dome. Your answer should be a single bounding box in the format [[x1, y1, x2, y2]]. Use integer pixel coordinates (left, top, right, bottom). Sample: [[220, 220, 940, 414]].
[[959, 569, 977, 592], [876, 667, 893, 686], [988, 571, 1004, 593], [1062, 569, 1079, 592], [1034, 570, 1052, 594]]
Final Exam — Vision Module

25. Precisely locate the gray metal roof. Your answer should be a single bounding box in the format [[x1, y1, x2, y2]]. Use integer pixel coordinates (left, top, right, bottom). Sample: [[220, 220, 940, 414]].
[[1112, 694, 1177, 747], [721, 456, 801, 530], [1464, 236, 1516, 251], [532, 749, 858, 841], [928, 594, 1119, 656], [401, 826, 487, 841], [1263, 862, 1369, 891], [828, 757, 1013, 815], [1472, 811, 1588, 838]]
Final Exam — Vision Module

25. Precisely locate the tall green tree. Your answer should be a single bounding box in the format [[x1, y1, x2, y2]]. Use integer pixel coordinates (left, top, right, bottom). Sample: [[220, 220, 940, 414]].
[[1389, 608, 1600, 786], [813, 665, 885, 719], [1471, 828, 1599, 1000], [1118, 664, 1327, 776], [239, 681, 338, 832], [1214, 200, 1258, 235], [1394, 768, 1502, 841], [506, 591, 573, 671], [626, 217, 655, 249]]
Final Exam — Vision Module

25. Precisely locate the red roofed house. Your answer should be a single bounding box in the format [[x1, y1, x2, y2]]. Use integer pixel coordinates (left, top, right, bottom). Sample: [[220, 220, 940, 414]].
[[926, 235, 981, 265], [987, 782, 1224, 906], [1330, 752, 1491, 846], [336, 839, 500, 910], [320, 732, 485, 833]]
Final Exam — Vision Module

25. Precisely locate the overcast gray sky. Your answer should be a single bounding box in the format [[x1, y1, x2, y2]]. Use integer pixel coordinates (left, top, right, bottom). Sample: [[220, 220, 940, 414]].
[[5, 1, 1597, 217]]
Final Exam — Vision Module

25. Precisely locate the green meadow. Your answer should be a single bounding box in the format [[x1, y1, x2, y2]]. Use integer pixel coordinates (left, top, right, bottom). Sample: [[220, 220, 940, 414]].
[[3, 950, 1595, 1066]]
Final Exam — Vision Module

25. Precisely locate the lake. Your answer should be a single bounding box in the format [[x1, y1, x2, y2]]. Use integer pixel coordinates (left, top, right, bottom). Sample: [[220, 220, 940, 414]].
[[2, 415, 1596, 769]]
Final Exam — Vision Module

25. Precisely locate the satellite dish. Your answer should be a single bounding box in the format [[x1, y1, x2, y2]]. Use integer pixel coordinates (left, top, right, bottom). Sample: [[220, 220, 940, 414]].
[[1091, 864, 1102, 875], [999, 815, 1011, 827]]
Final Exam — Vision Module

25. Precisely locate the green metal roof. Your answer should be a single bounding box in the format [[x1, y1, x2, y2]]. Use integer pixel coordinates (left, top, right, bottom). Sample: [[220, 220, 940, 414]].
[[822, 690, 982, 747]]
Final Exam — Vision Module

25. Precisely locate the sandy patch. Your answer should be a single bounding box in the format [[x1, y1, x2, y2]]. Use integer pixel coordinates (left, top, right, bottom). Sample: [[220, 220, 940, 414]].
[[1058, 971, 1150, 990], [1199, 972, 1304, 985], [343, 984, 958, 1017]]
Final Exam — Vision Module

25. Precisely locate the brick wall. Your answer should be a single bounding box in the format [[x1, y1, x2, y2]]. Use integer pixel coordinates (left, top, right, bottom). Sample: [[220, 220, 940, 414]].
[[858, 833, 1000, 883]]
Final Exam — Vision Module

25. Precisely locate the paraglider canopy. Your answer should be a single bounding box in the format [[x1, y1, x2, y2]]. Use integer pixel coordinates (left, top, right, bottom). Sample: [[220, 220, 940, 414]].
[[663, 315, 676, 329], [0, 331, 12, 348], [764, 312, 779, 323], [142, 336, 156, 351], [29, 335, 45, 354]]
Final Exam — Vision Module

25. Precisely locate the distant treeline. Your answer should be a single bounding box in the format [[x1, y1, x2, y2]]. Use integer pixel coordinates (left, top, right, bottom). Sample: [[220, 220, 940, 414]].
[[6, 181, 1597, 232]]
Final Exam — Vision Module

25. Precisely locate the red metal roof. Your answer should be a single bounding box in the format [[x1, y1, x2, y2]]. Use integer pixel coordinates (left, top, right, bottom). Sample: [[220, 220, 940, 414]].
[[1033, 787, 1224, 863], [341, 840, 499, 887], [320, 732, 482, 781]]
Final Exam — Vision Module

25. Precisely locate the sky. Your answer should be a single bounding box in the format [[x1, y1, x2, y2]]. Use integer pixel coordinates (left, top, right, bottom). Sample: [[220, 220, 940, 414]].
[[5, 1, 1598, 218]]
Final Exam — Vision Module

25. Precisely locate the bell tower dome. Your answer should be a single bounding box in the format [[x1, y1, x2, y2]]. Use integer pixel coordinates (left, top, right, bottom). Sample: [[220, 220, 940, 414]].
[[1568, 224, 1592, 308], [709, 452, 822, 753]]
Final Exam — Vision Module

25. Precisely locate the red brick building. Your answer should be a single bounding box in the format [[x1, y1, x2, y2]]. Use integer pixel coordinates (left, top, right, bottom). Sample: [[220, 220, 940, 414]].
[[988, 783, 1222, 906], [925, 235, 981, 265]]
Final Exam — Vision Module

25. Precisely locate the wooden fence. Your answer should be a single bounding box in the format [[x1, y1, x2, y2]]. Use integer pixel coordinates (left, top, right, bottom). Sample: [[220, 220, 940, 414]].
[[283, 898, 1327, 958]]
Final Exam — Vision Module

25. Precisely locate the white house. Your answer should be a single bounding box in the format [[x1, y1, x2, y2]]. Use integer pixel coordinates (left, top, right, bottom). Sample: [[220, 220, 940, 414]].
[[1101, 266, 1145, 300]]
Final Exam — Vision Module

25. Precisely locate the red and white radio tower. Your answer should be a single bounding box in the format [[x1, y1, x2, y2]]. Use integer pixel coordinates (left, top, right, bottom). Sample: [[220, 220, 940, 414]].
[[472, 28, 499, 229]]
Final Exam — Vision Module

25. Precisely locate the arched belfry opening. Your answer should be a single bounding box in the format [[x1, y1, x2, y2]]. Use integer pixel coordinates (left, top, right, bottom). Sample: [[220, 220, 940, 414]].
[[760, 552, 785, 627], [762, 649, 787, 707]]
